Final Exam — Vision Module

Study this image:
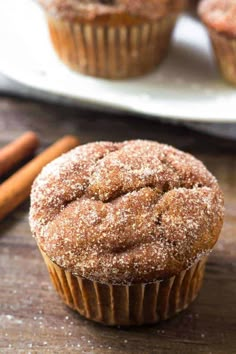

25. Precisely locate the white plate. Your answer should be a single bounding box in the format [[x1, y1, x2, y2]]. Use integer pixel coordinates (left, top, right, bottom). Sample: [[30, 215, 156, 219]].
[[0, 0, 236, 123]]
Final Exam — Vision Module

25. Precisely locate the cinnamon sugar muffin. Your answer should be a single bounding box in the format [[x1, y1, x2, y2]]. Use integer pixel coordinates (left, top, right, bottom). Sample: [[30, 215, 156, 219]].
[[30, 140, 224, 326], [199, 0, 236, 85], [37, 0, 186, 79]]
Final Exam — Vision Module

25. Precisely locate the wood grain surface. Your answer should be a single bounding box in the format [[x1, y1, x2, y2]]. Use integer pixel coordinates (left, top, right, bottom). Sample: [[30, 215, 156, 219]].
[[0, 98, 235, 354]]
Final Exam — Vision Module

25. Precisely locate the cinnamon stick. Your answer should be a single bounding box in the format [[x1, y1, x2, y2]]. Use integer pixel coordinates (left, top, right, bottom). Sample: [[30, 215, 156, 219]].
[[0, 131, 39, 177], [0, 135, 79, 221]]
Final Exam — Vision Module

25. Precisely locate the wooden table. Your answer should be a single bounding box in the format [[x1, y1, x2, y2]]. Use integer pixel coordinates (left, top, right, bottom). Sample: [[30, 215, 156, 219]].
[[0, 97, 235, 354]]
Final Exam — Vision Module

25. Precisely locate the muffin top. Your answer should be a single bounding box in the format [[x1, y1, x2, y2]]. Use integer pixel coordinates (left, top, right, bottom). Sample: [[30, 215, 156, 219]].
[[38, 0, 186, 22], [199, 0, 236, 37], [30, 140, 224, 285]]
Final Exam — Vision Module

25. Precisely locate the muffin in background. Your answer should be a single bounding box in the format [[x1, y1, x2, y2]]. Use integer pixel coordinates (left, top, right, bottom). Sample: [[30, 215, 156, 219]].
[[30, 140, 224, 326], [37, 0, 186, 79], [199, 0, 236, 85]]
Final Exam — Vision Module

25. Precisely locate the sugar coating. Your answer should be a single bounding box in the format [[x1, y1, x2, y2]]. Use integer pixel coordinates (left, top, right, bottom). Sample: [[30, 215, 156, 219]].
[[199, 0, 236, 36], [29, 140, 224, 285], [38, 0, 186, 21]]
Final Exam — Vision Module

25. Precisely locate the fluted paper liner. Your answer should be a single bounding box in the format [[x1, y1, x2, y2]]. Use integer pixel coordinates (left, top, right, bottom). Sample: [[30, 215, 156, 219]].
[[46, 14, 177, 79], [40, 248, 207, 326], [209, 29, 236, 85]]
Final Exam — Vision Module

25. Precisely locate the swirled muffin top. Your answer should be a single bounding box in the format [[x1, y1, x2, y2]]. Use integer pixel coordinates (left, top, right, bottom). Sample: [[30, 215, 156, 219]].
[[199, 0, 236, 37], [38, 0, 186, 22], [30, 140, 224, 285]]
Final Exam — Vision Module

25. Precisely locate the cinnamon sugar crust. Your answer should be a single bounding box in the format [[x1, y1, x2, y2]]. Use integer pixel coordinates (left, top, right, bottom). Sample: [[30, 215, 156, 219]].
[[30, 140, 224, 285], [199, 0, 236, 37], [38, 0, 186, 22]]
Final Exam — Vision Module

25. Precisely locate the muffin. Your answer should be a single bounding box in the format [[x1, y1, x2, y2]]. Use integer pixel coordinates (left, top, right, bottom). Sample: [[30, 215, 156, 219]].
[[198, 0, 236, 85], [38, 0, 186, 79], [30, 140, 224, 326]]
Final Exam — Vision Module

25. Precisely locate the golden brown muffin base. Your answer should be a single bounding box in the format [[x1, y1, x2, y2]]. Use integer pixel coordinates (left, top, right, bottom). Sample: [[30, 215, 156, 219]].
[[46, 14, 177, 79], [40, 247, 207, 326], [209, 29, 236, 85]]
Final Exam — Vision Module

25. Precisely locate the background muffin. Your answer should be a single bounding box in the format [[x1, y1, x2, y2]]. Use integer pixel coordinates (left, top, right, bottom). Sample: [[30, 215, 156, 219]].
[[30, 140, 224, 326], [199, 0, 236, 85], [38, 0, 186, 79]]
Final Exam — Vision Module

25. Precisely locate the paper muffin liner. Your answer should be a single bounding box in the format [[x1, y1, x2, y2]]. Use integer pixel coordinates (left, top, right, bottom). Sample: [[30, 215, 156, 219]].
[[209, 29, 236, 85], [46, 14, 177, 79], [39, 248, 207, 326]]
